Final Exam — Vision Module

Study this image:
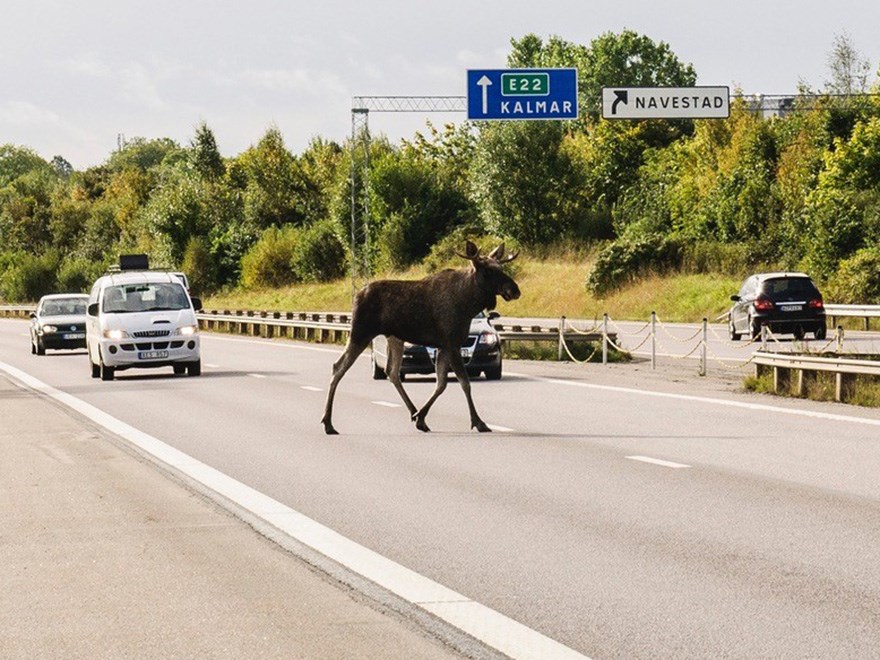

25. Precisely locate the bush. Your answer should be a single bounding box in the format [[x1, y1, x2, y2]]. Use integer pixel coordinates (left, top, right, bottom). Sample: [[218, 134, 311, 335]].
[[239, 226, 299, 289], [826, 247, 880, 303], [0, 250, 61, 301], [291, 219, 346, 282], [56, 257, 101, 293], [586, 235, 683, 296], [181, 235, 216, 294]]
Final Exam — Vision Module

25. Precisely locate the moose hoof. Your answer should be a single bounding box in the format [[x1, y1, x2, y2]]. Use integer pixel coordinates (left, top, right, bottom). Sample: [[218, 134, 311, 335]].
[[413, 414, 431, 432], [323, 424, 339, 435], [473, 421, 492, 433]]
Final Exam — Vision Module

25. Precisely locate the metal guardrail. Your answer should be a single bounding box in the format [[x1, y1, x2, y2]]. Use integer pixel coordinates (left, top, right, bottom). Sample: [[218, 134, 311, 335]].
[[753, 350, 880, 401], [824, 304, 880, 330], [196, 310, 610, 353]]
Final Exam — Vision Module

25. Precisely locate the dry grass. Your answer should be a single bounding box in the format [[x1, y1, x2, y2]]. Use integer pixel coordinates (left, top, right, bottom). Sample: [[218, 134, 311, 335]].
[[204, 256, 743, 324]]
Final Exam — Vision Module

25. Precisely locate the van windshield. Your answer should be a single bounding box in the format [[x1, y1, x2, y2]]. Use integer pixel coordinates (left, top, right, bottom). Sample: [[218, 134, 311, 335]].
[[102, 283, 190, 313]]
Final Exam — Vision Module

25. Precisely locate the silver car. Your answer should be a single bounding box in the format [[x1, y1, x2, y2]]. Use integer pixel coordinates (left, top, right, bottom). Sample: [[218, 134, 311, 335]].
[[30, 294, 90, 355]]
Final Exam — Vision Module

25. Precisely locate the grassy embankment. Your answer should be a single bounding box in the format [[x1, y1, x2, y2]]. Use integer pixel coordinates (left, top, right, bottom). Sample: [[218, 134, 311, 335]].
[[205, 256, 742, 324]]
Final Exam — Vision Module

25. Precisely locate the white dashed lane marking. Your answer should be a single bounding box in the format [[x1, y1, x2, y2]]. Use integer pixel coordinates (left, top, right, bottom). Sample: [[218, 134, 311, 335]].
[[372, 400, 402, 408], [626, 455, 691, 469], [300, 386, 322, 392]]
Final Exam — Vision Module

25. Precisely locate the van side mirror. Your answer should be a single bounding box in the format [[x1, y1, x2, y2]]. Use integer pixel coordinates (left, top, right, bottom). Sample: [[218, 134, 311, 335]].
[[190, 297, 202, 311], [730, 295, 740, 302], [87, 303, 99, 316], [488, 311, 500, 321], [29, 311, 37, 319]]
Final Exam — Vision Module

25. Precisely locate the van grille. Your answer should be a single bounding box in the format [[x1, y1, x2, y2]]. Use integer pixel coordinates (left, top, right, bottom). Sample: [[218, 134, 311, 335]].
[[133, 330, 170, 338]]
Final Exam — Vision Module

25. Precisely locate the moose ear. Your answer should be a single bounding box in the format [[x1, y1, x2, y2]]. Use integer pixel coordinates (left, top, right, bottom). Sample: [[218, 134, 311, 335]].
[[463, 240, 480, 260]]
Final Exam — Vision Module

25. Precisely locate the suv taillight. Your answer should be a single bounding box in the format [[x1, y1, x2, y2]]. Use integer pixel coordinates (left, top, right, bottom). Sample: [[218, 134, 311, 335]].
[[808, 298, 824, 309], [754, 296, 774, 311]]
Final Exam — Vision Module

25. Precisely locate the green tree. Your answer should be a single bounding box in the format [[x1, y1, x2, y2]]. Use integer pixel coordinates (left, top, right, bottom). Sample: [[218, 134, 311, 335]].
[[190, 122, 225, 180]]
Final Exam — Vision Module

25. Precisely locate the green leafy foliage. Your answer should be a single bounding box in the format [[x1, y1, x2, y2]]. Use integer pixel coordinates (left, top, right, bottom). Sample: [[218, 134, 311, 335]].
[[291, 219, 347, 283], [240, 225, 299, 289]]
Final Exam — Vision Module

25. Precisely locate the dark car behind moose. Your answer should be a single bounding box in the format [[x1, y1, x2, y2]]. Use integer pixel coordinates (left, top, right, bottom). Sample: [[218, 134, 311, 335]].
[[729, 272, 826, 341]]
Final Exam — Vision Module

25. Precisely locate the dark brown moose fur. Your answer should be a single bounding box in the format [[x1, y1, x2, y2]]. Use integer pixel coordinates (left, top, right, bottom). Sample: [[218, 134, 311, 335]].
[[321, 241, 520, 434]]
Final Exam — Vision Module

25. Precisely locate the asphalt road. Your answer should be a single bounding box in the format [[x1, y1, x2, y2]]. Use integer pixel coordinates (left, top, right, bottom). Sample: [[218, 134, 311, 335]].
[[4, 317, 880, 658]]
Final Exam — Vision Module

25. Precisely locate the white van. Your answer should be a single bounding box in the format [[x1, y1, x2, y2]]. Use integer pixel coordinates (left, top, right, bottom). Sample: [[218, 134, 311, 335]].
[[86, 268, 202, 380]]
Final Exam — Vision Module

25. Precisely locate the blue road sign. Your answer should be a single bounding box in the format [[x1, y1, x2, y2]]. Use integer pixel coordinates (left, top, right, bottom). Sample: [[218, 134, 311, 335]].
[[467, 68, 578, 121]]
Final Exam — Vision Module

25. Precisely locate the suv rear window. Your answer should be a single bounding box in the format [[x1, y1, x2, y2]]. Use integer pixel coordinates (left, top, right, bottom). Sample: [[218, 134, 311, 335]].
[[761, 277, 818, 298]]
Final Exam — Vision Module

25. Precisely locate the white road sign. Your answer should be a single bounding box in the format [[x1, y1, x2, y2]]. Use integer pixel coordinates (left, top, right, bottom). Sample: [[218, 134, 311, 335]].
[[602, 86, 730, 119]]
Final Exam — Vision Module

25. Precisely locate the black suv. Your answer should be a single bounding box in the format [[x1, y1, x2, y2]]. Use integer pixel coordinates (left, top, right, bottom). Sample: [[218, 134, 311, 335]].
[[729, 273, 826, 341]]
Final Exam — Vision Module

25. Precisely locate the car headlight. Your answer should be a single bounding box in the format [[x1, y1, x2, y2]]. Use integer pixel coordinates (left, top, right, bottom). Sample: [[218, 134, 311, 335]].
[[41, 324, 58, 334], [103, 329, 128, 340], [478, 332, 499, 347], [177, 325, 198, 336]]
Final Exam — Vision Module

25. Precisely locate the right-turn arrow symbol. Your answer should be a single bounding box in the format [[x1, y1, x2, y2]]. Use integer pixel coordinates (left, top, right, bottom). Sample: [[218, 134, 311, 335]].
[[611, 90, 628, 115]]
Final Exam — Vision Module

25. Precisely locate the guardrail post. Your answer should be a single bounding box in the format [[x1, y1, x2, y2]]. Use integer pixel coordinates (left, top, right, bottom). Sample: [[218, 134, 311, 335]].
[[761, 324, 768, 351], [602, 314, 608, 365], [837, 326, 844, 353], [558, 316, 565, 361], [700, 318, 707, 377], [651, 311, 656, 370]]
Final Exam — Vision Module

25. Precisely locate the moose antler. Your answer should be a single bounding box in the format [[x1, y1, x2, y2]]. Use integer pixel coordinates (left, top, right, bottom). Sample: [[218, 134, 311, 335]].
[[488, 243, 518, 263]]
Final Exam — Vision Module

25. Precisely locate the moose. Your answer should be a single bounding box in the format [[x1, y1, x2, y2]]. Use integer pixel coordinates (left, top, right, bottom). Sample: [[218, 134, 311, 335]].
[[321, 241, 520, 435]]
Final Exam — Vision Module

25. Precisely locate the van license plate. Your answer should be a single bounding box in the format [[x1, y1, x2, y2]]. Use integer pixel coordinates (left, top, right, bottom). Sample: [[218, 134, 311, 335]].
[[780, 304, 802, 312], [139, 350, 169, 360], [63, 333, 85, 340]]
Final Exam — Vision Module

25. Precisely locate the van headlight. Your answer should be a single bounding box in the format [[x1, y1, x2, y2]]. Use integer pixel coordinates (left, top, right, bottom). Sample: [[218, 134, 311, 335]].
[[103, 329, 128, 340], [178, 325, 198, 336], [41, 324, 58, 334]]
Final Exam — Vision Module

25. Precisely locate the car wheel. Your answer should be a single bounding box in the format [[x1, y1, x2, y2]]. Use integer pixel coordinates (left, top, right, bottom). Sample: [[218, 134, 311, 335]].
[[187, 360, 201, 377], [30, 337, 36, 354], [750, 317, 762, 341], [100, 360, 115, 381], [793, 326, 805, 340], [484, 365, 502, 380], [815, 325, 827, 340], [36, 339, 46, 356], [371, 353, 387, 380], [729, 318, 741, 341], [173, 364, 187, 375]]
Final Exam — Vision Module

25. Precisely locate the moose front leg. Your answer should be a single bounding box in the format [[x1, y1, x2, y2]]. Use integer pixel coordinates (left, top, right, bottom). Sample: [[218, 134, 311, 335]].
[[447, 349, 491, 432], [413, 349, 451, 432], [385, 336, 418, 417]]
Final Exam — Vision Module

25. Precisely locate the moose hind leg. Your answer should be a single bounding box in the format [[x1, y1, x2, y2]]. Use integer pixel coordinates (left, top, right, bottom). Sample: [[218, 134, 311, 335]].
[[385, 337, 418, 417], [448, 350, 491, 432], [413, 349, 450, 432], [321, 338, 370, 434]]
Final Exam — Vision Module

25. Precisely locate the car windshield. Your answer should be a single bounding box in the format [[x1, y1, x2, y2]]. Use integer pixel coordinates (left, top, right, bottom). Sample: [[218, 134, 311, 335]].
[[41, 299, 87, 316], [763, 278, 817, 298], [102, 283, 190, 313]]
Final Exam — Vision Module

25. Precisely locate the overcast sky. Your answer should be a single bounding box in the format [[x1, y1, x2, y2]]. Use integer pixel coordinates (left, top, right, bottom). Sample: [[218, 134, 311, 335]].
[[2, 0, 879, 169]]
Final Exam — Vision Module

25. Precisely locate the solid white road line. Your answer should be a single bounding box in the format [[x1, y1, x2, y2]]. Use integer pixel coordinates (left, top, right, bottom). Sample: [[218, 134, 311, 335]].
[[506, 371, 880, 428], [0, 360, 587, 660], [626, 455, 691, 469]]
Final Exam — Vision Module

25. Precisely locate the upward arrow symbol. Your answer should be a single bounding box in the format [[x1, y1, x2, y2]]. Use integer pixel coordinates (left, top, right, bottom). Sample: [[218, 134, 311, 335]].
[[477, 75, 492, 114]]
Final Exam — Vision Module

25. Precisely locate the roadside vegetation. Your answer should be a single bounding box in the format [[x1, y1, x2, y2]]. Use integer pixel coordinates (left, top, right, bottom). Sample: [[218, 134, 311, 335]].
[[2, 30, 880, 328]]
